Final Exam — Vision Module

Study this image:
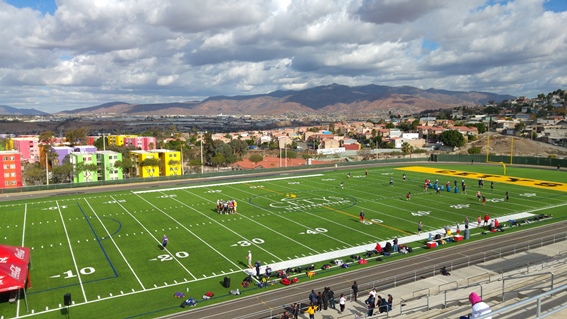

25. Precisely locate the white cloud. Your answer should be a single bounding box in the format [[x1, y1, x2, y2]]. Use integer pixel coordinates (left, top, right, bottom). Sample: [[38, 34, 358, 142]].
[[0, 0, 565, 113]]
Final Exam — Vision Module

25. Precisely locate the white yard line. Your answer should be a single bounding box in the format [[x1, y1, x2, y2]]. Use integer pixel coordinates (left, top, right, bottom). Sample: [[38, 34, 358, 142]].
[[168, 193, 284, 262], [21, 203, 27, 246], [132, 174, 323, 194], [83, 198, 146, 290], [110, 195, 198, 280], [132, 193, 246, 274], [56, 200, 88, 302], [16, 203, 28, 317], [225, 184, 354, 246], [11, 204, 564, 317], [186, 188, 321, 254]]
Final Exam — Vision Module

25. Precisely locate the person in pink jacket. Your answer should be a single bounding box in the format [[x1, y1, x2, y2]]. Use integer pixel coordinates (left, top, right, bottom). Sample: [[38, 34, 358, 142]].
[[460, 292, 491, 319]]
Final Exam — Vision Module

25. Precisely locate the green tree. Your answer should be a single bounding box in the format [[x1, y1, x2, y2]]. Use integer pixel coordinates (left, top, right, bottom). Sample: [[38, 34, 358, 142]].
[[401, 142, 414, 158], [249, 154, 264, 166], [65, 127, 88, 146], [210, 153, 226, 169], [94, 136, 109, 150], [466, 123, 487, 134], [438, 130, 466, 148], [51, 162, 73, 183], [468, 147, 481, 154], [114, 158, 134, 178], [386, 122, 396, 129], [22, 162, 46, 185], [514, 122, 526, 133], [229, 139, 249, 158], [38, 130, 56, 143]]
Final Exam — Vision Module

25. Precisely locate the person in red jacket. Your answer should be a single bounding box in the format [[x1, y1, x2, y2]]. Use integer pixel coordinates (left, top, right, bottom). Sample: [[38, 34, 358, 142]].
[[483, 213, 490, 227]]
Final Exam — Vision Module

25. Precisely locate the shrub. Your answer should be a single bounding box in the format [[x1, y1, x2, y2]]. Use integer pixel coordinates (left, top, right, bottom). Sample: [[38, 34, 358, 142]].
[[468, 147, 481, 154]]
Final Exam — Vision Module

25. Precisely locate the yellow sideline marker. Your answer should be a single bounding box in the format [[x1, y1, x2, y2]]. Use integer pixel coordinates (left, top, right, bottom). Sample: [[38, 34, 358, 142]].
[[396, 166, 567, 192]]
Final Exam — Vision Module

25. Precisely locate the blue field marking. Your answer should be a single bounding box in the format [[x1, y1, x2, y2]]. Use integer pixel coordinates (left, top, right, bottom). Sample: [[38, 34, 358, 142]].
[[26, 276, 117, 295], [77, 202, 118, 277], [99, 217, 123, 240]]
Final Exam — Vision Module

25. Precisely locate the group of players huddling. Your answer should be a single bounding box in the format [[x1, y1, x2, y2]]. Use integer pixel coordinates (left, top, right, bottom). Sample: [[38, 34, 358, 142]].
[[216, 199, 238, 214]]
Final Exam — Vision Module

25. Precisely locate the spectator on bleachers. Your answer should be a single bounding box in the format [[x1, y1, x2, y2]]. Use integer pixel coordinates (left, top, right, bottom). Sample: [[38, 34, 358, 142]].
[[460, 292, 491, 319]]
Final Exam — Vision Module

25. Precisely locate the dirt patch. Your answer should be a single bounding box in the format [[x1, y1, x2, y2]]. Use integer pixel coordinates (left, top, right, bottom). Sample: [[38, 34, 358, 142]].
[[460, 133, 567, 158]]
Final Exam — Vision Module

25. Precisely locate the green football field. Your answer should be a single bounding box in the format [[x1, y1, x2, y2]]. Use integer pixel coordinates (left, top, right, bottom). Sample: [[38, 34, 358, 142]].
[[1, 163, 566, 319]]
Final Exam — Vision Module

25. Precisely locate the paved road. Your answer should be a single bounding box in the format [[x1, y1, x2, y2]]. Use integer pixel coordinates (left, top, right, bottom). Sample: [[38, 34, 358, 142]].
[[157, 220, 567, 319]]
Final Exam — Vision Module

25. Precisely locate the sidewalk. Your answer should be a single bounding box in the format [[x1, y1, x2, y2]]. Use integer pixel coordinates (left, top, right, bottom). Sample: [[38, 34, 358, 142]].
[[300, 240, 567, 319]]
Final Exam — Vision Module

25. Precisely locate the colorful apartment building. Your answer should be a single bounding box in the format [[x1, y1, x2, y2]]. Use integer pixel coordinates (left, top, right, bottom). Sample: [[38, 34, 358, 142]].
[[51, 146, 75, 166], [96, 151, 123, 181], [69, 152, 99, 183], [10, 136, 40, 163], [151, 149, 182, 176], [129, 150, 160, 178], [108, 135, 138, 147], [0, 151, 23, 188], [123, 136, 157, 150]]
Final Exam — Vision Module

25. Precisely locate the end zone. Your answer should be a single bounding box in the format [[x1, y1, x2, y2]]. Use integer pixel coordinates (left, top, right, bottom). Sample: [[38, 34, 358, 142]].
[[396, 166, 567, 192]]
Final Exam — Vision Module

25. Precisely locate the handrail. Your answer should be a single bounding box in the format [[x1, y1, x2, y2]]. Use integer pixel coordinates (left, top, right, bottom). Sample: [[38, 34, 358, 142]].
[[438, 280, 459, 294], [444, 284, 483, 309], [241, 230, 567, 319], [476, 284, 567, 319], [467, 272, 492, 286], [412, 287, 430, 298], [502, 271, 554, 301]]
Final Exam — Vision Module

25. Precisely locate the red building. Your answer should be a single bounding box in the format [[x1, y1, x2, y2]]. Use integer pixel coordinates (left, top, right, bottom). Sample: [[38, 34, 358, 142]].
[[0, 151, 23, 189]]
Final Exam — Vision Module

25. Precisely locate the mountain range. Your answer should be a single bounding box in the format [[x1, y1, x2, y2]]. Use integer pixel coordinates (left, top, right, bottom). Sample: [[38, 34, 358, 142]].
[[0, 105, 50, 116], [1, 84, 515, 116]]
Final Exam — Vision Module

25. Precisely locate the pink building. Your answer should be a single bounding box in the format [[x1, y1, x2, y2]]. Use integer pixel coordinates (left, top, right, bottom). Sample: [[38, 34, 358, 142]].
[[12, 137, 40, 163], [123, 136, 157, 150]]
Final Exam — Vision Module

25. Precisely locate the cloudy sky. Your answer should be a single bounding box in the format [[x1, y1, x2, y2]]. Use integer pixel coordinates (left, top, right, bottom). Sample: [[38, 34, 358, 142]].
[[1, 0, 566, 113]]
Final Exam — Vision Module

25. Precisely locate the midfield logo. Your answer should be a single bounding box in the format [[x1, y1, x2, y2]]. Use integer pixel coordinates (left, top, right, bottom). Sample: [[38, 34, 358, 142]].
[[251, 191, 357, 212]]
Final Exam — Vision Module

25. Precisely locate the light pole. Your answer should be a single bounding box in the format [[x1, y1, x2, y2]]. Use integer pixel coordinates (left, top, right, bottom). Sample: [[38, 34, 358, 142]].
[[199, 131, 206, 174]]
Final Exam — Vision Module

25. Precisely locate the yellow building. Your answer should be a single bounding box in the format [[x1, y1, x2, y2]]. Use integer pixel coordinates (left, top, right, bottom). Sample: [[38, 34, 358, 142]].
[[108, 135, 138, 147], [151, 149, 182, 176], [129, 150, 160, 178]]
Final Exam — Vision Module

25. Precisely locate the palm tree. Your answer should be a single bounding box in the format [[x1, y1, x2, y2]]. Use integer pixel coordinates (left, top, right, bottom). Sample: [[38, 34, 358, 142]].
[[401, 142, 414, 158]]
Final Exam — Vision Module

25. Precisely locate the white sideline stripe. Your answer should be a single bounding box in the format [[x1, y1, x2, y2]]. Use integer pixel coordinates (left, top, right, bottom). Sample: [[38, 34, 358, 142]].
[[132, 174, 323, 194], [7, 209, 562, 318], [110, 195, 197, 280], [244, 211, 542, 276], [135, 192, 248, 272], [56, 200, 88, 302], [84, 198, 146, 290]]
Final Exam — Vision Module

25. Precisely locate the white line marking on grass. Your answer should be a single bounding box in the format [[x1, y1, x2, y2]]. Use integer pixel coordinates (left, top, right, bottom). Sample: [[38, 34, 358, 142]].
[[132, 174, 324, 194], [226, 184, 355, 246], [169, 195, 285, 262], [17, 203, 28, 317], [84, 199, 146, 290], [109, 195, 198, 281], [56, 200, 87, 302], [133, 193, 245, 276]]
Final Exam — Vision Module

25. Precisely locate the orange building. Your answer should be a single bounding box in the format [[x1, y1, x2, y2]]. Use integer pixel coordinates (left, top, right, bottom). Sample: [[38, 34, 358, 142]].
[[0, 151, 23, 188]]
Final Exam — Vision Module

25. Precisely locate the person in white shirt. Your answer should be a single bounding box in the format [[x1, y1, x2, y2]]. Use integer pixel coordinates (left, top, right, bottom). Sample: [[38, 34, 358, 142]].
[[460, 292, 491, 319], [339, 294, 346, 313]]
